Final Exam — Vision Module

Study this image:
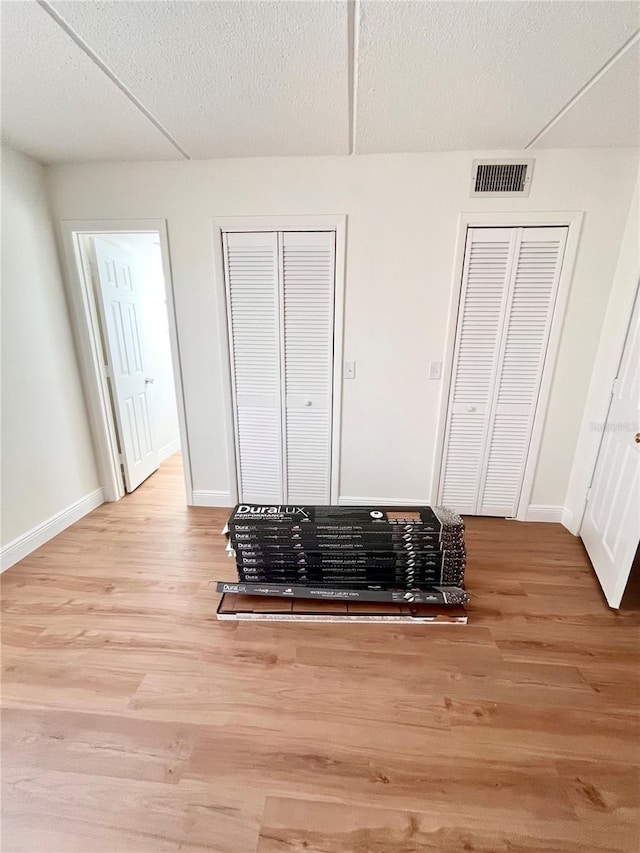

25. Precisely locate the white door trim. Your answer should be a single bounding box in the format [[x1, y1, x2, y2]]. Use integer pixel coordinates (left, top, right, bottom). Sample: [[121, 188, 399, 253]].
[[431, 210, 584, 521], [58, 219, 194, 503], [212, 214, 347, 504]]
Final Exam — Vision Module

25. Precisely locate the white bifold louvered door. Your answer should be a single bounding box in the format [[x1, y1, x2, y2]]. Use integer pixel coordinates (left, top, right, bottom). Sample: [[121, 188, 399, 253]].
[[439, 226, 568, 516], [224, 230, 335, 504], [225, 232, 283, 503], [282, 232, 335, 503]]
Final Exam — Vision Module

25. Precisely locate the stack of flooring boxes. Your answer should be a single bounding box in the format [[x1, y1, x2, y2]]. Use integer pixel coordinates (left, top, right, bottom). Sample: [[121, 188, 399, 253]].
[[226, 504, 466, 591]]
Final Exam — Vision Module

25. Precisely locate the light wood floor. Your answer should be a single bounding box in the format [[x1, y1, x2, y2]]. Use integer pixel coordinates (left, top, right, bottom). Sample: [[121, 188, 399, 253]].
[[2, 454, 638, 852]]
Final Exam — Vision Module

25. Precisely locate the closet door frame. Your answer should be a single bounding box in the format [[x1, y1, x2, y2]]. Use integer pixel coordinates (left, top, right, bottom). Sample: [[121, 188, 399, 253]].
[[213, 215, 347, 505], [433, 211, 583, 522]]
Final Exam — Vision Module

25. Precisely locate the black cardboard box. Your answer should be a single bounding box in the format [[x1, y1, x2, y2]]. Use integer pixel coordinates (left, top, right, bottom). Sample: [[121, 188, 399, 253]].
[[228, 504, 463, 533], [216, 580, 469, 605]]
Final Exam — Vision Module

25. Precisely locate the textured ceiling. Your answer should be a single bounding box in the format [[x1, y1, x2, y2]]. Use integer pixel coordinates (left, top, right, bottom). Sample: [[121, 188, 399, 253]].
[[356, 1, 640, 152], [0, 0, 181, 162], [534, 37, 640, 149], [45, 0, 351, 158], [1, 0, 638, 163]]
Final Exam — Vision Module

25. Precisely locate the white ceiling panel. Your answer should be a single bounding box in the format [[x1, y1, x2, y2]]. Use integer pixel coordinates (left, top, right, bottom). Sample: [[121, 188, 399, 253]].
[[0, 0, 182, 163], [47, 0, 350, 159], [356, 1, 640, 153], [533, 38, 640, 148], [1, 0, 637, 163]]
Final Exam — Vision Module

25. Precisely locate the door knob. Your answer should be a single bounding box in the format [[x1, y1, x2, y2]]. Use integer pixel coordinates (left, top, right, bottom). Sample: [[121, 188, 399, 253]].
[[635, 433, 640, 444], [304, 400, 312, 407], [466, 405, 476, 412], [145, 377, 155, 385]]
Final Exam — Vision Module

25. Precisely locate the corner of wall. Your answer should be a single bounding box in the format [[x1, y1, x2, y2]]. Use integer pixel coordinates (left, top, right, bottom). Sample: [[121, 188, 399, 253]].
[[1, 143, 102, 562]]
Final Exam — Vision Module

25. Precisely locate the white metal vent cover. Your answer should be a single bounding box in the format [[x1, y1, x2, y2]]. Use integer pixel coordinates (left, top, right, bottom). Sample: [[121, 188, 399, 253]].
[[471, 159, 535, 197]]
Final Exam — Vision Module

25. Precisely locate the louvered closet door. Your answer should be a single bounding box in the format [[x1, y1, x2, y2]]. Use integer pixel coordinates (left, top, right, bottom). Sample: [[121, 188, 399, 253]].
[[282, 231, 335, 503], [440, 226, 567, 517], [224, 231, 283, 503], [440, 228, 515, 513], [478, 227, 567, 515]]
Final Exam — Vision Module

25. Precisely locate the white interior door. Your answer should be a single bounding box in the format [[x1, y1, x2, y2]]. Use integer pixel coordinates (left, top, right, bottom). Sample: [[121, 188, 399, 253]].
[[581, 287, 640, 608], [439, 226, 567, 516], [439, 228, 514, 513], [478, 227, 567, 515], [224, 229, 335, 504], [282, 231, 335, 503], [92, 237, 159, 492], [224, 231, 283, 503]]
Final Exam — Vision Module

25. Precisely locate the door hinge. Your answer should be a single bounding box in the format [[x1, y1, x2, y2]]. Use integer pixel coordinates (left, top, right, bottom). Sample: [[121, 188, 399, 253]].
[[103, 364, 112, 379], [118, 453, 125, 464], [611, 376, 620, 396], [585, 486, 593, 503]]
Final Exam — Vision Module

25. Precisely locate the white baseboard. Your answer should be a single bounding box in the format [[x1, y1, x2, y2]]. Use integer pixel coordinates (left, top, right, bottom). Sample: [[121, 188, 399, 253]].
[[338, 496, 431, 506], [158, 438, 181, 463], [526, 504, 564, 523], [561, 506, 579, 535], [192, 490, 234, 508], [1, 487, 105, 573]]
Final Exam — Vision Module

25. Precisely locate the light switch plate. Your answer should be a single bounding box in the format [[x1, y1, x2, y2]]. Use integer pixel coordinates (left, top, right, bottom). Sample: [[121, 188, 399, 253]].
[[344, 360, 356, 379], [429, 361, 442, 380]]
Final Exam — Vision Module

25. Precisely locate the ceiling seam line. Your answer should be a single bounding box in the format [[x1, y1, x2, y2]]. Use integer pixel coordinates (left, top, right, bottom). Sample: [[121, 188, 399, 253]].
[[525, 28, 640, 149], [35, 0, 192, 160], [349, 0, 360, 155]]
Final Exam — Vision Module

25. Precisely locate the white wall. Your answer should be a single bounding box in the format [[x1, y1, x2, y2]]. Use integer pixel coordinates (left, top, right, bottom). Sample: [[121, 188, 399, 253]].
[[99, 234, 180, 461], [46, 148, 639, 508], [564, 170, 640, 533], [1, 144, 101, 561]]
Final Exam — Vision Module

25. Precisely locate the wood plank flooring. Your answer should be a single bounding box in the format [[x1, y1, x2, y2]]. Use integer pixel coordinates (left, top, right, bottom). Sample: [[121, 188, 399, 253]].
[[2, 455, 639, 852]]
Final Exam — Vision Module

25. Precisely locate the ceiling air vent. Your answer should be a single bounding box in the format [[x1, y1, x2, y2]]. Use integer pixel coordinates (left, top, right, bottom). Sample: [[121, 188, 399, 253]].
[[471, 159, 534, 197]]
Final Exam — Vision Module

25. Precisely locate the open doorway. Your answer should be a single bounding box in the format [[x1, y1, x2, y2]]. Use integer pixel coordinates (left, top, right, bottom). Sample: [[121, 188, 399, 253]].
[[61, 221, 192, 504]]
